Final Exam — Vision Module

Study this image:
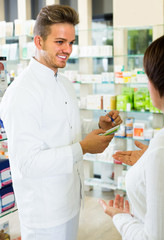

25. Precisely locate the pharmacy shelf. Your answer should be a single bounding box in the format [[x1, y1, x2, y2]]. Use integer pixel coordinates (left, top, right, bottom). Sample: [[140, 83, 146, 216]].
[[83, 156, 113, 164], [0, 138, 7, 142], [84, 178, 126, 192], [73, 81, 148, 85], [80, 108, 162, 114], [84, 156, 128, 167], [0, 206, 18, 218], [69, 54, 145, 60], [115, 136, 150, 141], [84, 178, 117, 190]]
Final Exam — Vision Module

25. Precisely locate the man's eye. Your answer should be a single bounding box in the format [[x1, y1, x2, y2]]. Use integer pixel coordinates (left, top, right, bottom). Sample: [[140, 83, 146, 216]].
[[56, 41, 63, 44], [69, 42, 74, 46]]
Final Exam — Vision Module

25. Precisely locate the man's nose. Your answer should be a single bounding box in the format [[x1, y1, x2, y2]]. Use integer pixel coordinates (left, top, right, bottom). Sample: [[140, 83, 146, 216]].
[[63, 43, 72, 54]]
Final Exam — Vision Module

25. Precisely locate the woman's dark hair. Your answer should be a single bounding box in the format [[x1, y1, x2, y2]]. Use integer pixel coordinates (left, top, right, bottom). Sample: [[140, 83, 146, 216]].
[[143, 35, 164, 97], [33, 4, 79, 40]]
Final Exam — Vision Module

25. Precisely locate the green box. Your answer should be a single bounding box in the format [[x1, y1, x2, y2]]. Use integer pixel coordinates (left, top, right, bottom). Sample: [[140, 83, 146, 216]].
[[116, 95, 129, 111]]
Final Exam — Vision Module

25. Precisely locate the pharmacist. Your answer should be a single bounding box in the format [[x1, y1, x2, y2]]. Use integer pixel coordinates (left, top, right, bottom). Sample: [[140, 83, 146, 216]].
[[0, 4, 122, 240]]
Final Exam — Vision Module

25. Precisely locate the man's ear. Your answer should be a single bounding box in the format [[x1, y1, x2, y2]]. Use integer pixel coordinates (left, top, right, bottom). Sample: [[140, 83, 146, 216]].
[[34, 35, 43, 50]]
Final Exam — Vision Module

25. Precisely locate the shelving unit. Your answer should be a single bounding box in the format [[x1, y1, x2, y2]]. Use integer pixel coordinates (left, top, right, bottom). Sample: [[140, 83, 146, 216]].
[[0, 206, 18, 219], [84, 178, 117, 191], [2, 23, 164, 194], [72, 24, 164, 192]]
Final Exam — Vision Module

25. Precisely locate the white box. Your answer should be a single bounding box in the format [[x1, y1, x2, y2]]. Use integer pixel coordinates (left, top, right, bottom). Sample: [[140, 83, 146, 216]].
[[133, 122, 145, 140]]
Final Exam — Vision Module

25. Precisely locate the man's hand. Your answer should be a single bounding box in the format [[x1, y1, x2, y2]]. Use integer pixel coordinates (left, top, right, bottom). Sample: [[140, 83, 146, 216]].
[[80, 129, 114, 155], [99, 194, 131, 218], [99, 110, 122, 130], [112, 140, 148, 166]]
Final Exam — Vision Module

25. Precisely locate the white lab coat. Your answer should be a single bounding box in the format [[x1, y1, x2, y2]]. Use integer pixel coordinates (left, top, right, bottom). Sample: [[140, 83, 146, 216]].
[[0, 58, 84, 228], [113, 128, 164, 240]]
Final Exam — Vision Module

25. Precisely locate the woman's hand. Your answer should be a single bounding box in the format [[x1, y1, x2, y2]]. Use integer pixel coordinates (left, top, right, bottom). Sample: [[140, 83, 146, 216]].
[[99, 194, 131, 218], [112, 140, 148, 166]]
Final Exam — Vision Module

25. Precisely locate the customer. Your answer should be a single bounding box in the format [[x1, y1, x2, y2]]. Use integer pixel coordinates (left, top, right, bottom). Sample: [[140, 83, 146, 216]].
[[0, 4, 122, 240], [99, 35, 164, 240]]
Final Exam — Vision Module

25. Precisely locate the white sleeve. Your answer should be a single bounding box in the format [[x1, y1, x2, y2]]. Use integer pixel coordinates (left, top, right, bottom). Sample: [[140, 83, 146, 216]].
[[81, 118, 99, 135], [1, 86, 83, 178], [113, 148, 164, 240]]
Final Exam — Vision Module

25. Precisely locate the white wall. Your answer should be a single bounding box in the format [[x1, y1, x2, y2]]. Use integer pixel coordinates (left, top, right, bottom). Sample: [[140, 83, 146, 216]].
[[113, 0, 164, 27]]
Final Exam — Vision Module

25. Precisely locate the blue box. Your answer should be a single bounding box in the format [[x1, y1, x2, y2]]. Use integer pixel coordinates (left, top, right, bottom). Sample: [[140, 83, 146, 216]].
[[0, 159, 12, 189], [0, 185, 15, 213]]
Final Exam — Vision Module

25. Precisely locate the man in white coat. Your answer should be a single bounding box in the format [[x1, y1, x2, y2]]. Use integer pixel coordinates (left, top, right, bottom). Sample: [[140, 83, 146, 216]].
[[0, 4, 122, 240]]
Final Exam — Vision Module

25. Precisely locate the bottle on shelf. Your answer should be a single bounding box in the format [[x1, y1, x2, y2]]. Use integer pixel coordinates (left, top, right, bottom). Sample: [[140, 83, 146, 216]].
[[113, 158, 123, 184]]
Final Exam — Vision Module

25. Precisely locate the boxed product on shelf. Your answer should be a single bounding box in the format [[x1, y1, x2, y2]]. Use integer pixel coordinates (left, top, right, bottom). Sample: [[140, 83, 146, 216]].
[[103, 95, 116, 110], [79, 46, 98, 57], [0, 21, 13, 37], [115, 124, 126, 138], [86, 95, 102, 109], [144, 128, 154, 140], [0, 221, 10, 240], [14, 19, 35, 36], [79, 45, 112, 57], [116, 95, 128, 111], [78, 74, 102, 83], [115, 71, 123, 83], [145, 91, 150, 111], [0, 184, 15, 213], [6, 22, 13, 37], [125, 117, 134, 138], [25, 19, 35, 36], [133, 122, 145, 140], [14, 19, 25, 36], [1, 45, 10, 60], [22, 42, 35, 60], [115, 71, 131, 84], [134, 88, 148, 111], [0, 57, 7, 91], [99, 45, 112, 57], [122, 87, 134, 108], [101, 72, 114, 83], [9, 43, 18, 60], [0, 158, 12, 189], [0, 119, 7, 139], [136, 70, 148, 83], [113, 158, 123, 183], [116, 87, 134, 111], [64, 70, 78, 83], [70, 45, 79, 58]]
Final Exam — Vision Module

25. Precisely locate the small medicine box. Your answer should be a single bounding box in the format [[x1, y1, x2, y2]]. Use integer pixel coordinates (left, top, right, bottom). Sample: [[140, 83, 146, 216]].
[[0, 184, 15, 213], [133, 122, 145, 140], [0, 159, 12, 189]]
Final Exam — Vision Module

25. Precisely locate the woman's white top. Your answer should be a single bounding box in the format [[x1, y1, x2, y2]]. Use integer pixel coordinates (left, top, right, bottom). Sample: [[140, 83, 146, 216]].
[[113, 128, 164, 240], [0, 58, 84, 228]]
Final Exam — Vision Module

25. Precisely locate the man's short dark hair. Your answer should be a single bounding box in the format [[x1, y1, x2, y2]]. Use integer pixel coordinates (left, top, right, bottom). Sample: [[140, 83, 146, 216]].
[[33, 4, 79, 40]]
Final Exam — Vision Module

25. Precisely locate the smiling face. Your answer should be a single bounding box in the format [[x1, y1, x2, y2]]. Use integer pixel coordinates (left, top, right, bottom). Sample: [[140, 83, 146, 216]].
[[34, 23, 75, 73]]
